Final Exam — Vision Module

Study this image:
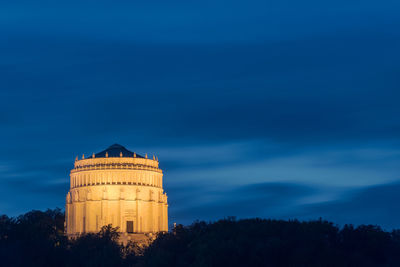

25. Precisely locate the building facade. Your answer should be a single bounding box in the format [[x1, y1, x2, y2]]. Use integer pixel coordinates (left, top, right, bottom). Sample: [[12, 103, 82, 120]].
[[65, 144, 168, 242]]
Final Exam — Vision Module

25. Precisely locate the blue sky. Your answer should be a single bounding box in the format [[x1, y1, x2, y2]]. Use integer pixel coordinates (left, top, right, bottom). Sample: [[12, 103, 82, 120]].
[[0, 0, 400, 228]]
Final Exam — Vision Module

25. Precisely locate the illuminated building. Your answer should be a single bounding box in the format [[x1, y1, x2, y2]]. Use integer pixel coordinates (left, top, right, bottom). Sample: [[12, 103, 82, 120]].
[[65, 144, 168, 243]]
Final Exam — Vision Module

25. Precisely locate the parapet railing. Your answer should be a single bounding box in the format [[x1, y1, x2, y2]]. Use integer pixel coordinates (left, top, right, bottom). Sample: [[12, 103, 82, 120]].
[[70, 180, 163, 189], [71, 163, 162, 174]]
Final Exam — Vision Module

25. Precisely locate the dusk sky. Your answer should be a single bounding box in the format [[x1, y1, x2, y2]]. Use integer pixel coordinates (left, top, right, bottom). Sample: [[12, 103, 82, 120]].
[[1, 0, 400, 229]]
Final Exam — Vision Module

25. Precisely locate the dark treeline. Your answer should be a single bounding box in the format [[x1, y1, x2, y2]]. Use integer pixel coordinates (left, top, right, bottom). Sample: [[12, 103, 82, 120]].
[[1, 209, 400, 266]]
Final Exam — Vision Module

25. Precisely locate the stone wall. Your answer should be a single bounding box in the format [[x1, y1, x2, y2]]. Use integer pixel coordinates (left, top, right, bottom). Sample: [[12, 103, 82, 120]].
[[65, 155, 168, 237]]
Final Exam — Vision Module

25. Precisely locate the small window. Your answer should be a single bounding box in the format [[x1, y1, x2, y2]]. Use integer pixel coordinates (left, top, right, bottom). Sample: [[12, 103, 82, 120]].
[[127, 221, 134, 233]]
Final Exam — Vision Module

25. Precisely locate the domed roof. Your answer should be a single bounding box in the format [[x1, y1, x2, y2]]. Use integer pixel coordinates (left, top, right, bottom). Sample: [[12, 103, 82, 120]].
[[95, 144, 144, 158]]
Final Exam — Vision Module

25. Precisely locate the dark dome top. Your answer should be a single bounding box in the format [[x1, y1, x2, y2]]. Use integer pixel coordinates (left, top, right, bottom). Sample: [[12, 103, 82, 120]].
[[95, 144, 144, 158]]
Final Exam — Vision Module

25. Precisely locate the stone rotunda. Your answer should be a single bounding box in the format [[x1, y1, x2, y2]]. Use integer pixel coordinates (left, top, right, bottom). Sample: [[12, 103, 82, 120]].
[[65, 144, 168, 243]]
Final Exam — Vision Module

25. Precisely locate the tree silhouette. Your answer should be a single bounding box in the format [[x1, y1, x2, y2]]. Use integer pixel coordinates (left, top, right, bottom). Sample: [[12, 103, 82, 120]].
[[68, 224, 123, 267], [1, 209, 400, 266]]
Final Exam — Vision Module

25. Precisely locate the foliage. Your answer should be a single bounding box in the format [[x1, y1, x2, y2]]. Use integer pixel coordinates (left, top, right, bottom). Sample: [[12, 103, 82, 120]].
[[1, 209, 400, 266], [0, 208, 67, 266], [67, 225, 123, 267], [141, 218, 400, 267]]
